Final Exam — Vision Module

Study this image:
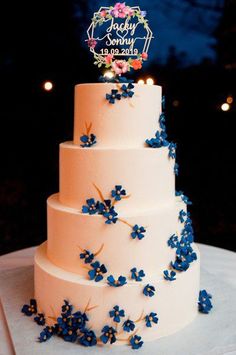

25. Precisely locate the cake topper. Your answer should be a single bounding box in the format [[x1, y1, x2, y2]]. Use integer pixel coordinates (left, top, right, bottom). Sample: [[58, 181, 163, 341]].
[[86, 3, 153, 75]]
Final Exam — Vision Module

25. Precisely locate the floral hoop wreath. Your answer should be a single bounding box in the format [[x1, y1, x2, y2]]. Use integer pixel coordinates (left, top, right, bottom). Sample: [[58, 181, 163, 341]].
[[86, 3, 153, 75]]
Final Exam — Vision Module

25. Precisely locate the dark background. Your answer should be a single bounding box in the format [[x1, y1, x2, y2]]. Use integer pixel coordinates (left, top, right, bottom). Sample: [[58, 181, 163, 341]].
[[0, 0, 235, 255]]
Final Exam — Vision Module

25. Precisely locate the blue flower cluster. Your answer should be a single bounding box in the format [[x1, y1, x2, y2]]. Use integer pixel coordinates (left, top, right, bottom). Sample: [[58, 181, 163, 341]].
[[80, 133, 97, 148], [145, 130, 169, 148], [179, 209, 190, 223], [198, 290, 213, 314], [168, 142, 177, 159], [106, 84, 135, 104], [176, 191, 192, 205], [82, 185, 128, 225], [167, 215, 197, 272]]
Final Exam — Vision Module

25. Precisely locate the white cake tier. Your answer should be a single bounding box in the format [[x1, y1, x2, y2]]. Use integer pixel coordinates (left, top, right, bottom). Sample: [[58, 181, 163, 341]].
[[73, 83, 162, 148], [35, 242, 200, 343], [47, 194, 186, 278], [59, 142, 175, 212]]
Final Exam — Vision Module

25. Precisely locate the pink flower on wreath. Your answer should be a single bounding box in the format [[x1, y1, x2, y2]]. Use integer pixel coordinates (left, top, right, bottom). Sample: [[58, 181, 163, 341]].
[[105, 54, 114, 65], [87, 38, 97, 49], [112, 60, 129, 75], [141, 52, 148, 60], [112, 3, 130, 18], [100, 10, 107, 17]]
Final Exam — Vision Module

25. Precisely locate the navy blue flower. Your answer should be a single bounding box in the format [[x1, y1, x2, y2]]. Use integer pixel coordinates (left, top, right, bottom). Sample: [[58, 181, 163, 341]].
[[98, 200, 118, 224], [174, 163, 179, 176], [179, 209, 187, 223], [109, 305, 125, 323], [38, 326, 55, 342], [106, 89, 121, 104], [171, 257, 190, 271], [121, 83, 135, 98], [72, 311, 88, 330], [82, 198, 99, 215], [80, 250, 94, 264], [162, 96, 166, 111], [167, 234, 179, 248], [122, 319, 135, 332], [88, 261, 107, 282], [176, 191, 192, 205], [143, 284, 156, 297], [130, 335, 143, 350], [21, 299, 37, 316], [146, 130, 169, 148], [111, 185, 127, 201], [163, 270, 176, 281], [61, 300, 73, 316], [159, 112, 166, 131], [107, 275, 127, 287], [34, 313, 46, 326], [168, 142, 177, 159], [80, 134, 97, 148], [131, 225, 146, 240], [198, 290, 213, 314], [145, 312, 159, 327], [100, 325, 117, 344], [130, 267, 145, 282], [79, 329, 97, 347]]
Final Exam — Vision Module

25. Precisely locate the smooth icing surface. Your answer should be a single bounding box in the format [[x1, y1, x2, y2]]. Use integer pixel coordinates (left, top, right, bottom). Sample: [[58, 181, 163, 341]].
[[73, 83, 162, 148], [59, 142, 175, 212], [35, 242, 200, 342], [47, 194, 184, 277]]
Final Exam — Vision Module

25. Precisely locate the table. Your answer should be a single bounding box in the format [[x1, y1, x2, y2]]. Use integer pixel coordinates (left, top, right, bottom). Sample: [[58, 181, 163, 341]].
[[0, 244, 236, 355]]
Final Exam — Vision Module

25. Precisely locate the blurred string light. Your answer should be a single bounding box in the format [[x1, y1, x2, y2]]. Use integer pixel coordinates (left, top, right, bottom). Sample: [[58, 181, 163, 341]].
[[137, 79, 145, 85], [137, 78, 155, 85], [226, 96, 233, 104], [221, 103, 230, 112], [104, 71, 114, 79], [43, 81, 53, 91]]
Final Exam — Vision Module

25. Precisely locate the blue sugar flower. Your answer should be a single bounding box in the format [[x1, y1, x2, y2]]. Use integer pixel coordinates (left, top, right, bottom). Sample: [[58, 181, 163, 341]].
[[98, 200, 118, 224], [82, 198, 99, 215], [61, 328, 78, 343], [131, 225, 146, 240], [61, 300, 73, 316], [88, 261, 107, 282], [72, 311, 89, 330], [130, 334, 143, 350], [38, 326, 55, 342], [143, 284, 156, 297], [109, 305, 125, 323], [168, 142, 177, 159], [130, 267, 145, 282], [179, 209, 187, 223], [171, 257, 190, 271], [100, 325, 117, 344], [141, 10, 147, 17], [175, 191, 192, 205], [107, 275, 127, 287], [162, 96, 166, 111], [79, 329, 97, 347], [21, 299, 37, 316], [163, 270, 176, 281], [106, 89, 121, 104], [146, 130, 169, 148], [34, 313, 46, 326], [174, 163, 179, 176], [198, 290, 213, 314], [80, 250, 94, 264], [123, 319, 135, 332], [121, 83, 135, 98], [111, 185, 127, 201], [145, 312, 159, 327], [167, 234, 179, 248], [159, 112, 166, 131], [80, 134, 97, 148]]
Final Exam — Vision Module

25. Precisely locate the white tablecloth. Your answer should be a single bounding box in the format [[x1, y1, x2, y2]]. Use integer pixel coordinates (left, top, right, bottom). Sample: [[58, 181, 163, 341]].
[[0, 244, 236, 355]]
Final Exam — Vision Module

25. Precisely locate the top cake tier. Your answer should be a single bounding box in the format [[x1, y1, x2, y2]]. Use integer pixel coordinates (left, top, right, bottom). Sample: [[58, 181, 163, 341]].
[[73, 83, 162, 148]]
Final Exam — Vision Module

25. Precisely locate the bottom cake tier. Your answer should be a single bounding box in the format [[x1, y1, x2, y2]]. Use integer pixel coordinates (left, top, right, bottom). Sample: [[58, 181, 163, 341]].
[[34, 242, 200, 344]]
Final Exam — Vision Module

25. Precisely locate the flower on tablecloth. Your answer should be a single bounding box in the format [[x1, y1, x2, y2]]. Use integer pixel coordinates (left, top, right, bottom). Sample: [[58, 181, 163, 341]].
[[130, 267, 145, 281], [121, 83, 135, 98], [79, 329, 97, 346], [122, 319, 135, 332], [198, 290, 213, 314], [106, 89, 121, 104], [130, 334, 144, 349], [145, 312, 159, 327], [80, 250, 95, 264], [143, 284, 156, 297], [131, 225, 146, 240], [107, 275, 127, 287], [38, 326, 55, 342], [163, 270, 176, 281], [80, 133, 97, 148], [88, 261, 107, 282], [100, 325, 117, 344], [111, 185, 127, 201], [34, 313, 46, 326], [82, 198, 99, 215], [21, 299, 37, 316], [109, 305, 125, 323]]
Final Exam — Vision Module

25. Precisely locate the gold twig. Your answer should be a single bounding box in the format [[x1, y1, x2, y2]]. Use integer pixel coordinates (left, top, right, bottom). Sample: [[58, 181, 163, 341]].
[[87, 305, 99, 312], [82, 265, 91, 271], [86, 122, 93, 135], [134, 310, 144, 323], [93, 183, 105, 202], [119, 218, 133, 228], [94, 243, 104, 257], [84, 298, 91, 313]]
